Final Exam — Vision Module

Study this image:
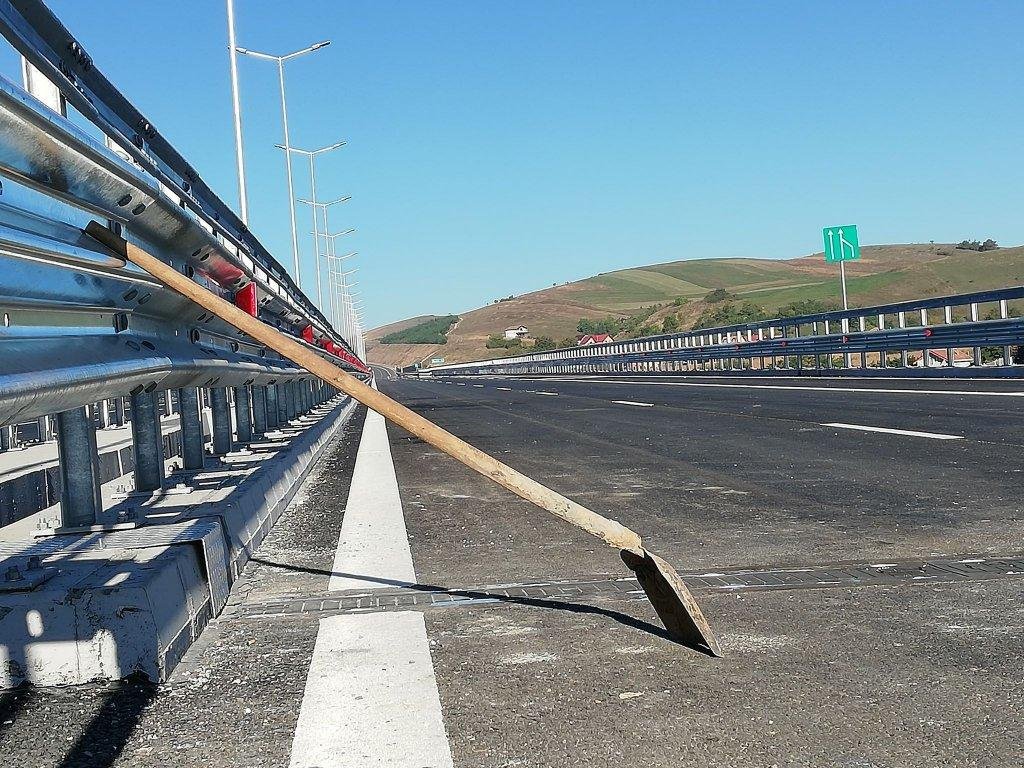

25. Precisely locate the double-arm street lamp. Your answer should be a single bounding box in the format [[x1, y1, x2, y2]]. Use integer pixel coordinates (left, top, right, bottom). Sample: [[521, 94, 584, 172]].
[[235, 40, 330, 288], [280, 142, 345, 308], [299, 196, 350, 310]]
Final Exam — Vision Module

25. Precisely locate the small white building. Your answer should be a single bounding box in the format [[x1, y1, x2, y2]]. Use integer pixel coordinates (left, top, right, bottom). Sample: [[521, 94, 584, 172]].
[[503, 325, 528, 341]]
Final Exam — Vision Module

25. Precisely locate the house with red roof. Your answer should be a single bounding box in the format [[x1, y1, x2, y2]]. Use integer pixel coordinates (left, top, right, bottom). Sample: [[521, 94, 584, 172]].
[[578, 333, 615, 346]]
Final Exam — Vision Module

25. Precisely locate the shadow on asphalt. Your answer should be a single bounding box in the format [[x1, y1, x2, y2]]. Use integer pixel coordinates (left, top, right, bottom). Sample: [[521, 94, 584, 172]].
[[55, 677, 158, 768], [249, 556, 716, 656], [0, 675, 156, 768]]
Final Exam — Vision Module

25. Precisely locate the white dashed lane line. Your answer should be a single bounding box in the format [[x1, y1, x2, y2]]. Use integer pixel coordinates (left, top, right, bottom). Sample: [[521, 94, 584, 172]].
[[540, 377, 1024, 398], [612, 400, 655, 408], [821, 423, 964, 440]]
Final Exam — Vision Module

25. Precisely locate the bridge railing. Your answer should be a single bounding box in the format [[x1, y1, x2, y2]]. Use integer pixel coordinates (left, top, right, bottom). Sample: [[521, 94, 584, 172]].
[[0, 1, 364, 529], [426, 286, 1024, 378]]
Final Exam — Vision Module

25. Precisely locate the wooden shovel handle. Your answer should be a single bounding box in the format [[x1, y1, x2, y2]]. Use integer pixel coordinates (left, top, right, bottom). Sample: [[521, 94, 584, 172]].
[[86, 223, 643, 553]]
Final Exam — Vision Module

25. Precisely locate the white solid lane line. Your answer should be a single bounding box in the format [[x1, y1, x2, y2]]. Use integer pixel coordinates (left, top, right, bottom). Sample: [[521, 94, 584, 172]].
[[539, 377, 1024, 398], [611, 400, 655, 407], [329, 407, 417, 592], [288, 612, 454, 768], [822, 422, 965, 440]]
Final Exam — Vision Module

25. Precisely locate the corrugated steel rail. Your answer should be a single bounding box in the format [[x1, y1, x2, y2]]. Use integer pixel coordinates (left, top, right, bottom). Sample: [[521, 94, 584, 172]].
[[0, 0, 365, 528], [428, 287, 1024, 378]]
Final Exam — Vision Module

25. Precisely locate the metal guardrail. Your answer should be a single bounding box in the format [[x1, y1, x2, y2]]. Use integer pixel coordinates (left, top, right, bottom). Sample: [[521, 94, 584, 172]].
[[0, 2, 366, 529], [427, 286, 1024, 378]]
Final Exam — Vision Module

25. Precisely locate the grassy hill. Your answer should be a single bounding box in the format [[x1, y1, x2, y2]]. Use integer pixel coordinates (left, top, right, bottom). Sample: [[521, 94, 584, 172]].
[[379, 315, 458, 345], [367, 243, 1024, 368]]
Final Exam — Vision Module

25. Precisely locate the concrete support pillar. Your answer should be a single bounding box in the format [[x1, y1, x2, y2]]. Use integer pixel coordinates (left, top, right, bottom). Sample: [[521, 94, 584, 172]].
[[211, 387, 232, 455], [36, 415, 53, 443], [266, 385, 280, 430], [95, 401, 110, 429], [113, 397, 126, 427], [130, 390, 164, 492], [178, 387, 205, 471], [55, 406, 103, 528], [300, 380, 309, 413], [252, 386, 268, 436], [0, 424, 12, 452], [234, 386, 253, 443]]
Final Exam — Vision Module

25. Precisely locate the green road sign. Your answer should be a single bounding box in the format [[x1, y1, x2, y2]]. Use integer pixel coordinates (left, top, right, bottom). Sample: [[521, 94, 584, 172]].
[[822, 224, 860, 262], [431, 357, 445, 365]]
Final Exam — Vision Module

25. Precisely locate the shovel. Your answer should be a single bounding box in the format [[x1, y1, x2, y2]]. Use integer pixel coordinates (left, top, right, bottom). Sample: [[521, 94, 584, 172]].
[[85, 221, 721, 656]]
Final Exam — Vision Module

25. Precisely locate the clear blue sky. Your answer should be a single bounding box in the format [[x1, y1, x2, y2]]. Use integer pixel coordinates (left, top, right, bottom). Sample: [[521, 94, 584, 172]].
[[30, 1, 1024, 328]]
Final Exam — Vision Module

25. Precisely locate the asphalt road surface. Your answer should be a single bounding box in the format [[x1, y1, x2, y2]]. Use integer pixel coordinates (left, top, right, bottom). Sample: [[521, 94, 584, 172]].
[[2, 372, 1023, 767]]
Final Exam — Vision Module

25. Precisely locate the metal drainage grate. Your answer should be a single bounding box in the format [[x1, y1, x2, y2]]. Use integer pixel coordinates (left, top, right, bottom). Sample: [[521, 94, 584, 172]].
[[236, 555, 1024, 619]]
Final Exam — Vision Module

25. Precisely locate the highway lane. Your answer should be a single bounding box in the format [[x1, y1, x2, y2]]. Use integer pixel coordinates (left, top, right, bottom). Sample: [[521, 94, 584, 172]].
[[422, 374, 1024, 445], [380, 373, 1024, 583], [372, 373, 1024, 766]]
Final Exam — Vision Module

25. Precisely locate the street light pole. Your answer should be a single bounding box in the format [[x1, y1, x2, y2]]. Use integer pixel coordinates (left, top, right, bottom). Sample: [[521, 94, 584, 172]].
[[299, 196, 350, 313], [236, 41, 330, 287], [225, 0, 248, 222], [276, 56, 299, 284], [280, 142, 345, 311]]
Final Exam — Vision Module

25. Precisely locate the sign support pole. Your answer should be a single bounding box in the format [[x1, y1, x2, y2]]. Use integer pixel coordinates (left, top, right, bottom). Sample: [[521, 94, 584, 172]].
[[839, 259, 849, 310]]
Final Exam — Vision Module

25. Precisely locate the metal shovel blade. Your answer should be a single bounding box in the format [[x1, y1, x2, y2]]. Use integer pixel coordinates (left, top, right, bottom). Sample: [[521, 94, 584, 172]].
[[621, 548, 723, 657]]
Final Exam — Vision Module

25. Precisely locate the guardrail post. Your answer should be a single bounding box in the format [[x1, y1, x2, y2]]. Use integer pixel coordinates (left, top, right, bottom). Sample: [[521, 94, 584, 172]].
[[277, 383, 290, 426], [286, 382, 297, 421], [266, 384, 281, 430], [234, 385, 253, 443], [130, 389, 165, 492], [252, 385, 269, 436], [211, 387, 232, 455], [177, 387, 205, 471], [55, 406, 104, 527]]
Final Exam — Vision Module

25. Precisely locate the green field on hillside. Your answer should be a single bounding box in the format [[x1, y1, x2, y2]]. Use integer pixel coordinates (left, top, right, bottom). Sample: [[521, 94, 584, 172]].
[[645, 258, 808, 289], [380, 315, 458, 344]]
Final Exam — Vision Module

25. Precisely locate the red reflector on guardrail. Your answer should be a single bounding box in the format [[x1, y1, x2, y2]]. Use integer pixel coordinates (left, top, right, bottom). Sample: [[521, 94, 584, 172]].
[[924, 328, 933, 337], [233, 283, 257, 317]]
